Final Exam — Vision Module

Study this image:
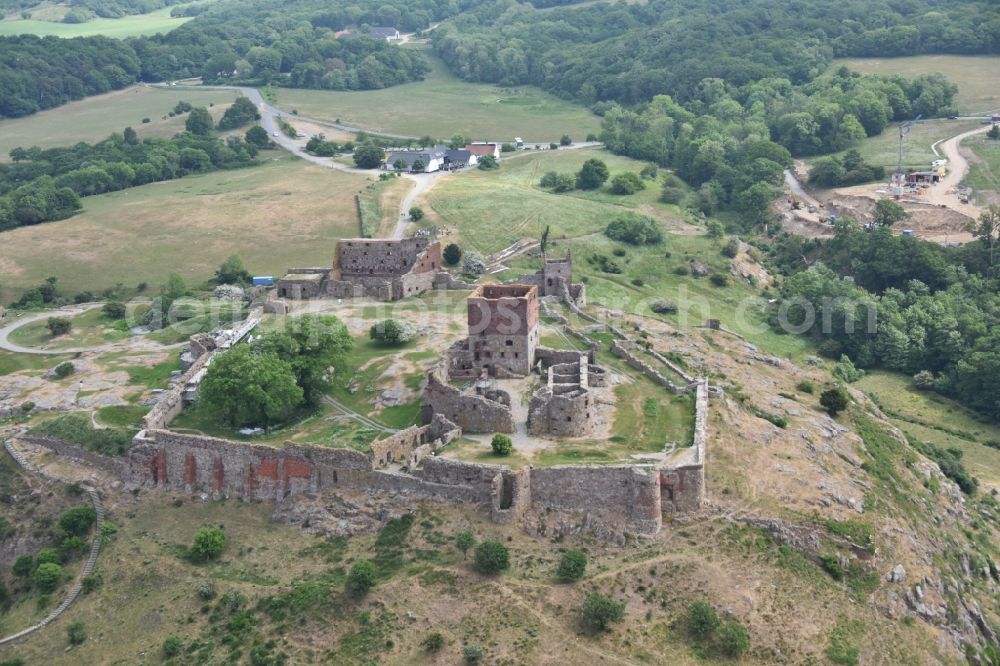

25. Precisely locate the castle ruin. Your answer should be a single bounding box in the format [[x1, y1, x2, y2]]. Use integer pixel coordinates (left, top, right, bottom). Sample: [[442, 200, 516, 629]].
[[277, 238, 445, 301]]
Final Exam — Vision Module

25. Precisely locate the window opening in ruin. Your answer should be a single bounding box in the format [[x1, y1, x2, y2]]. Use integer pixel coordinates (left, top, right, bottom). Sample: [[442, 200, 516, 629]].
[[505, 340, 513, 346], [499, 474, 514, 510]]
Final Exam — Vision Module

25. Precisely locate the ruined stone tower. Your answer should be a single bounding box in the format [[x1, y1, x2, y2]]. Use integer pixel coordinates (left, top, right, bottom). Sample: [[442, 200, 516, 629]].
[[466, 284, 539, 377]]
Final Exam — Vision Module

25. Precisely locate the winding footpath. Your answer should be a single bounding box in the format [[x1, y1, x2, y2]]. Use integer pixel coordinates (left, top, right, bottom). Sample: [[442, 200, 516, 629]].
[[0, 437, 105, 646], [0, 304, 104, 355], [927, 123, 991, 219]]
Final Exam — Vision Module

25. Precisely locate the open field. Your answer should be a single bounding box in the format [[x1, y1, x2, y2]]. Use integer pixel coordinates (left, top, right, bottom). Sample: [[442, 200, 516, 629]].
[[812, 118, 983, 172], [0, 155, 369, 304], [424, 148, 811, 359], [0, 86, 239, 158], [964, 133, 1000, 205], [835, 55, 1000, 116], [855, 370, 1000, 490], [274, 47, 601, 142], [0, 5, 192, 38]]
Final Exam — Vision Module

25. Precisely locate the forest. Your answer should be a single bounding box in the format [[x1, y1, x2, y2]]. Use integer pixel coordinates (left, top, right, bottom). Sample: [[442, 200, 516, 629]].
[[434, 0, 999, 104], [768, 210, 1000, 422], [0, 117, 258, 231]]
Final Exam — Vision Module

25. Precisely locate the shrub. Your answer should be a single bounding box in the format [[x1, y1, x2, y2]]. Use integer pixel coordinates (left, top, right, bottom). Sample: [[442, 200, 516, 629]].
[[500, 143, 516, 152], [422, 632, 445, 652], [163, 635, 183, 657], [585, 133, 598, 142], [189, 526, 226, 561], [550, 173, 576, 192], [66, 620, 86, 645], [913, 370, 935, 390], [409, 206, 425, 221], [560, 135, 572, 146], [463, 644, 484, 663], [455, 529, 475, 558], [12, 555, 33, 577], [141, 117, 151, 123], [576, 158, 609, 189], [609, 172, 646, 195], [369, 319, 418, 345], [59, 536, 87, 560], [102, 301, 127, 319], [197, 581, 217, 600], [20, 401, 35, 413], [539, 171, 559, 188], [556, 549, 587, 582], [474, 540, 510, 574], [47, 317, 71, 337], [796, 380, 814, 394], [346, 560, 376, 597], [820, 554, 845, 580], [59, 506, 97, 536], [478, 155, 499, 170], [580, 592, 624, 632], [716, 620, 750, 658], [631, 278, 644, 287], [820, 387, 849, 416], [462, 251, 486, 275], [605, 213, 663, 245], [685, 601, 720, 639], [81, 573, 102, 593], [833, 355, 865, 383], [709, 274, 729, 287], [650, 300, 678, 315], [53, 361, 75, 379], [491, 434, 513, 456], [36, 547, 60, 565], [660, 185, 685, 204], [673, 265, 690, 276], [721, 239, 739, 258], [549, 142, 559, 150], [32, 562, 64, 593], [443, 243, 462, 265]]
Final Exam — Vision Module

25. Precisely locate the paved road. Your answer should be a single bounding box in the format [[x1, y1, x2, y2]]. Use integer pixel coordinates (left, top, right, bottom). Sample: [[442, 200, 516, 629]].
[[0, 304, 104, 355]]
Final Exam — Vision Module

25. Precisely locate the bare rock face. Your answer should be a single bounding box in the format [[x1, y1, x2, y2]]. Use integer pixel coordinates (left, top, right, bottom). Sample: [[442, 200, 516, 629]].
[[271, 491, 400, 538], [887, 564, 906, 584], [689, 260, 710, 277]]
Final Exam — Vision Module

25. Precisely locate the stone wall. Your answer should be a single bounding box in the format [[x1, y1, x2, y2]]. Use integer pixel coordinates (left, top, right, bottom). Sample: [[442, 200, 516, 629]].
[[127, 429, 372, 500], [16, 435, 125, 476], [529, 465, 662, 535], [432, 271, 475, 291], [421, 365, 515, 433], [143, 350, 212, 431], [337, 238, 439, 279], [611, 339, 700, 394], [367, 414, 461, 468]]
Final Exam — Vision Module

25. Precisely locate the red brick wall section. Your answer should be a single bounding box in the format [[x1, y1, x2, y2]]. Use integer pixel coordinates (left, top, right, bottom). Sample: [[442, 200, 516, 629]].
[[184, 454, 197, 485], [212, 457, 224, 492], [152, 450, 167, 485], [256, 458, 280, 481]]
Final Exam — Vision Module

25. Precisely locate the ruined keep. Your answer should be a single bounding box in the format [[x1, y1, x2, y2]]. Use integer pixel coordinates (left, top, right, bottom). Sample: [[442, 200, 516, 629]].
[[528, 350, 607, 437], [511, 253, 586, 307], [449, 284, 540, 378], [276, 238, 443, 302]]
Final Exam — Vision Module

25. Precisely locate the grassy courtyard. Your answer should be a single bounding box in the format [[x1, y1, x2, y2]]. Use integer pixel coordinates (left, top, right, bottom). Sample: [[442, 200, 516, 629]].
[[274, 46, 601, 142]]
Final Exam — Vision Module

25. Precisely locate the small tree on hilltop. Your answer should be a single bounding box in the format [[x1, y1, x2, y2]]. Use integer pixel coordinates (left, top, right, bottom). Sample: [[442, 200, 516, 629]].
[[820, 386, 849, 416], [393, 158, 407, 172], [449, 133, 466, 150], [455, 529, 475, 559], [478, 155, 499, 170], [215, 254, 252, 285], [409, 206, 424, 221], [988, 124, 1000, 140], [47, 317, 71, 337], [199, 346, 303, 429], [411, 157, 425, 173], [346, 559, 376, 597], [560, 134, 572, 146], [67, 620, 87, 645], [462, 250, 486, 275], [102, 301, 126, 320], [443, 243, 462, 266], [491, 434, 513, 456], [556, 549, 587, 582], [189, 526, 226, 561], [473, 540, 509, 574], [580, 592, 624, 632]]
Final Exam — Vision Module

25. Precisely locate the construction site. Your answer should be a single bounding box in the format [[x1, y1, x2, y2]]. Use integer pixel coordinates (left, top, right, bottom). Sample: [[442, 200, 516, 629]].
[[780, 118, 997, 245]]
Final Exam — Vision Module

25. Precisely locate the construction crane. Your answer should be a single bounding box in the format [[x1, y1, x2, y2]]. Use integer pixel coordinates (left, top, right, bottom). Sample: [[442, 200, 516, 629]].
[[891, 114, 922, 197]]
